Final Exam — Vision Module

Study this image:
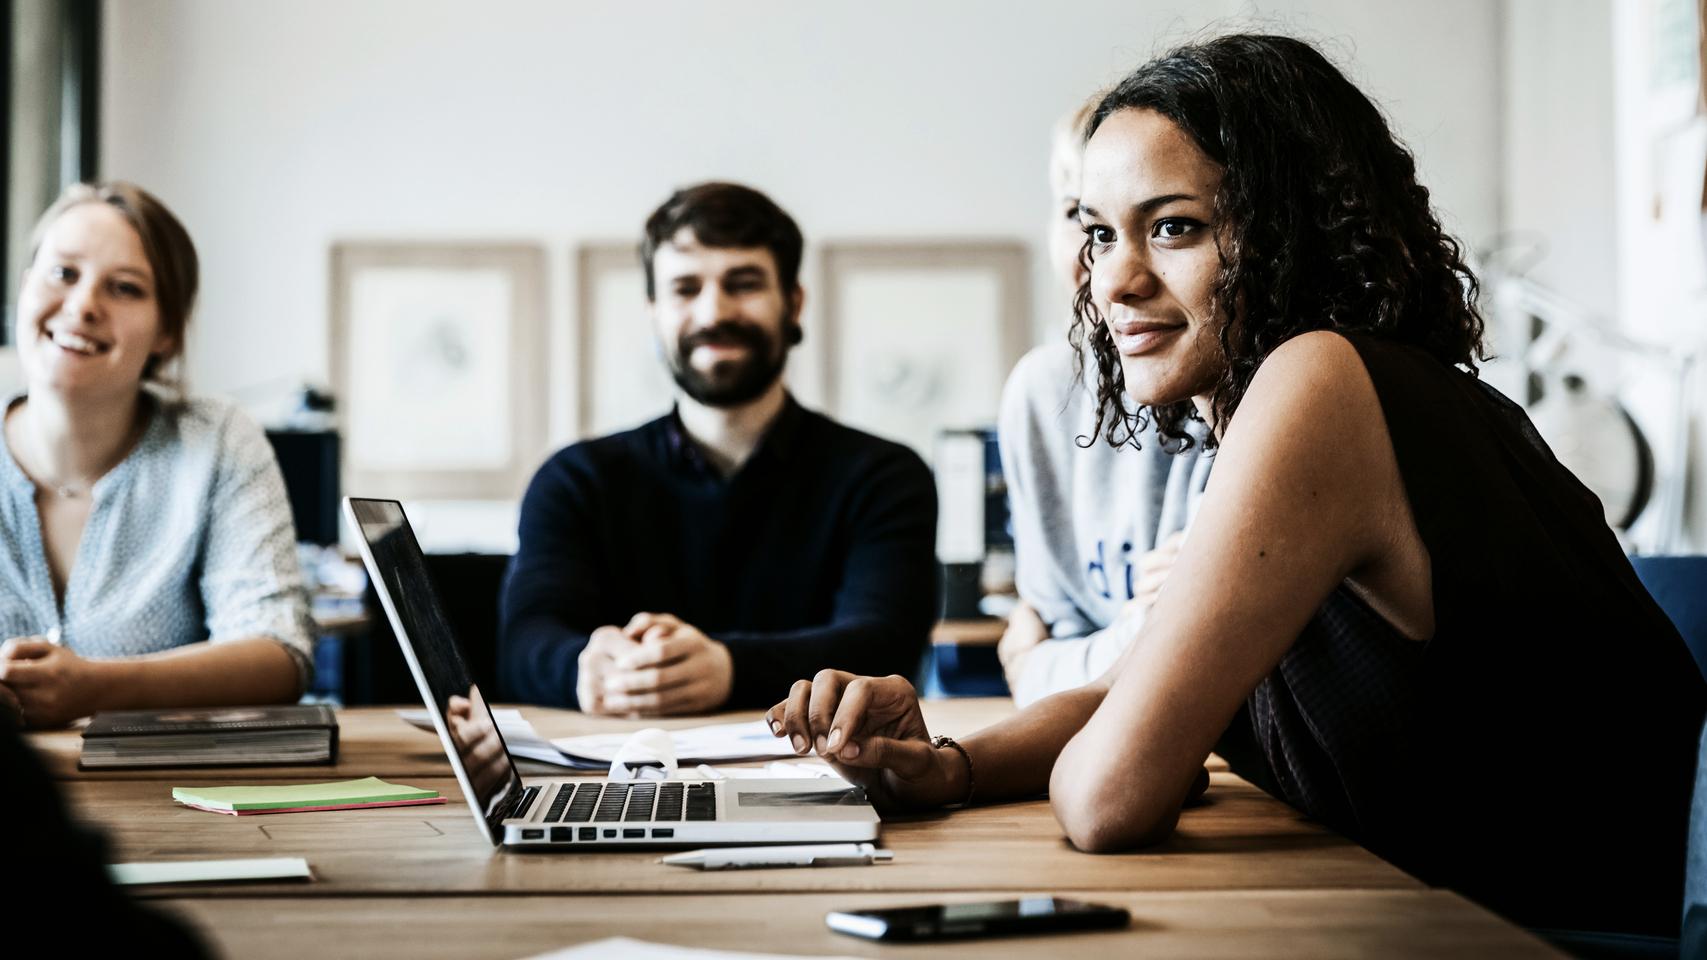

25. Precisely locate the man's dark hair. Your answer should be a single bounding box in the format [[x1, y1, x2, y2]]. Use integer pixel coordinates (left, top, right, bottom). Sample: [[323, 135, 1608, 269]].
[[640, 182, 804, 299], [1069, 34, 1486, 450]]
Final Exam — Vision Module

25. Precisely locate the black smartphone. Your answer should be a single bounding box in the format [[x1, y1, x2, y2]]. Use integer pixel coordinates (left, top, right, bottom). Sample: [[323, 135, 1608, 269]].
[[824, 897, 1130, 941]]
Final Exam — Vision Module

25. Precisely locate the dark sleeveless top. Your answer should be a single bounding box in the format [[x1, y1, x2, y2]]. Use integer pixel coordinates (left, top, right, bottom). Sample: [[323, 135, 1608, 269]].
[[1231, 332, 1706, 937]]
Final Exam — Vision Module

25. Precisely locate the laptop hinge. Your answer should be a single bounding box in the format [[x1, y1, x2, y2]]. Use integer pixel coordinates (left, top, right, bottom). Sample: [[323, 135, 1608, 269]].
[[504, 783, 541, 822]]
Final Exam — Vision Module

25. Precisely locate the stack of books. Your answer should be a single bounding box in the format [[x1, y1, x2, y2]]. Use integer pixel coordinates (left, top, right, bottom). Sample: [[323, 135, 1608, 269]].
[[79, 705, 339, 769]]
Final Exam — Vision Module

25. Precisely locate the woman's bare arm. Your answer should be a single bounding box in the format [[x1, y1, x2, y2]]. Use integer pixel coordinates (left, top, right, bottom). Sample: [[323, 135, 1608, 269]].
[[771, 333, 1426, 842], [0, 636, 303, 727], [1049, 331, 1425, 850]]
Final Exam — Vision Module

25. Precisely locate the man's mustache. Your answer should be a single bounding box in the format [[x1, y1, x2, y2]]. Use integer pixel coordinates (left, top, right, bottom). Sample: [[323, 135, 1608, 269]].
[[680, 324, 771, 352]]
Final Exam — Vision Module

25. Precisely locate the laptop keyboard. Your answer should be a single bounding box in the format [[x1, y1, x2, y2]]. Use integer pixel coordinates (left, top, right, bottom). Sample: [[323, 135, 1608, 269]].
[[540, 781, 718, 824]]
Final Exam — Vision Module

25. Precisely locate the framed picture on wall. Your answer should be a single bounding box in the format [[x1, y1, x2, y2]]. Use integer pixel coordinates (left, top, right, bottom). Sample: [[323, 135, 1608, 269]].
[[330, 242, 546, 500], [818, 241, 1029, 461], [575, 242, 678, 437]]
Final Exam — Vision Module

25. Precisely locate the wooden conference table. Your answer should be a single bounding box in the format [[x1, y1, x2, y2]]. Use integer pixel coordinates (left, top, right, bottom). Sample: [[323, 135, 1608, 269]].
[[33, 699, 1559, 958]]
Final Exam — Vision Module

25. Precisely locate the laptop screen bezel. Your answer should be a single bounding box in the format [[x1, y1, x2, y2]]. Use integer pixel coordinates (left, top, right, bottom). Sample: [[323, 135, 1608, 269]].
[[343, 496, 524, 846]]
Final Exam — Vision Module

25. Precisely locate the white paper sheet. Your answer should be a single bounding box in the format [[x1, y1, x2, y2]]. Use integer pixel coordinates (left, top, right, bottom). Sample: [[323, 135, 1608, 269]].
[[109, 857, 312, 885], [691, 761, 839, 780], [397, 708, 579, 767], [553, 720, 800, 765], [521, 937, 859, 960]]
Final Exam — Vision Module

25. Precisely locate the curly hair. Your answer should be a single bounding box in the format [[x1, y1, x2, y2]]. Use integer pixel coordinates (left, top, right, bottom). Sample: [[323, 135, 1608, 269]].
[[1069, 34, 1486, 450]]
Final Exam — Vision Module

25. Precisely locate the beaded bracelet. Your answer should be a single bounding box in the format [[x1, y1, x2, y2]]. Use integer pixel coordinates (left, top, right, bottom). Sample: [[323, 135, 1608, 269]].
[[930, 734, 976, 808]]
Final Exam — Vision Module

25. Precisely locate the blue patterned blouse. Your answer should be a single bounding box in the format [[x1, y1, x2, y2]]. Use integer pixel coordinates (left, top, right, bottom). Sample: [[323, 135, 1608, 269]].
[[0, 393, 314, 685]]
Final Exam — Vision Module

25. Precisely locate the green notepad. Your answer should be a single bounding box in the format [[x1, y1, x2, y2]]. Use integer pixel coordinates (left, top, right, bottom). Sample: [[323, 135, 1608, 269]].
[[172, 777, 443, 814]]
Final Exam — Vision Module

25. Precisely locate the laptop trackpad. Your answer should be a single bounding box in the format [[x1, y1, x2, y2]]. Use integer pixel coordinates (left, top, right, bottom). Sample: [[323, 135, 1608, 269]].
[[737, 786, 866, 807], [725, 780, 879, 821]]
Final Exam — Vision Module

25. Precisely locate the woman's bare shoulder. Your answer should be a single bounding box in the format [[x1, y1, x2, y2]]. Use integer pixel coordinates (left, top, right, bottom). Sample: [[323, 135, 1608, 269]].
[[1227, 330, 1384, 450]]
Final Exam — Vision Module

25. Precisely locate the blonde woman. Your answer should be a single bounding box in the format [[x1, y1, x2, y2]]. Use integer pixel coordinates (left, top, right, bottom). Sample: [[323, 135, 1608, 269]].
[[996, 95, 1211, 706], [0, 182, 311, 727]]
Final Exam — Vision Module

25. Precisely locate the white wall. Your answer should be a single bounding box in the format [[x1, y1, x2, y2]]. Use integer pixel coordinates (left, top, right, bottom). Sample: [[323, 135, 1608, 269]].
[[1613, 0, 1707, 550], [1502, 0, 1617, 321], [0, 348, 17, 395], [99, 0, 1503, 408], [1500, 0, 1707, 551], [89, 0, 1504, 547]]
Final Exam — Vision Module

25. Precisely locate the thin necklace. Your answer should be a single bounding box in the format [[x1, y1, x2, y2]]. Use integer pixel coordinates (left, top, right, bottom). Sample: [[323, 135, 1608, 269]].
[[35, 457, 102, 500], [18, 402, 148, 500]]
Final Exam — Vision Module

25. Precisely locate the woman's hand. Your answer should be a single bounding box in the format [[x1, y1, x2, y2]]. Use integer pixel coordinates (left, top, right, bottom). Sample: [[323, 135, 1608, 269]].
[[767, 670, 967, 812], [997, 602, 1048, 690], [0, 637, 109, 728], [1133, 531, 1186, 611]]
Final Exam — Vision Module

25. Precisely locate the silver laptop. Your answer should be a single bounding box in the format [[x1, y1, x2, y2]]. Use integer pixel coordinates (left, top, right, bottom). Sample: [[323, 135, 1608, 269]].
[[344, 497, 881, 849]]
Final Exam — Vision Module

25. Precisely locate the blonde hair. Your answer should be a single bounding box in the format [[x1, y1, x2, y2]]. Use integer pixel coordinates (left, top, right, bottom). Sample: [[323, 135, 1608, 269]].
[[29, 181, 199, 391], [1049, 92, 1103, 197]]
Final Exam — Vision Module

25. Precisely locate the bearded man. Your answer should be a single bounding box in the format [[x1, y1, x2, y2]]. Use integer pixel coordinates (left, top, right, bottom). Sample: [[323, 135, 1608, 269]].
[[500, 182, 939, 715]]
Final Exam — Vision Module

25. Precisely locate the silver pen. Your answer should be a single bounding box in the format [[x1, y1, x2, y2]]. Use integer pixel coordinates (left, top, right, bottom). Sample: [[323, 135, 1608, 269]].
[[660, 842, 893, 870]]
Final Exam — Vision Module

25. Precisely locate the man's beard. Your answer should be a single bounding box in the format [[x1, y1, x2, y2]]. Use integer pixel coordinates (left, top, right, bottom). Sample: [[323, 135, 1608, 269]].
[[669, 320, 796, 408]]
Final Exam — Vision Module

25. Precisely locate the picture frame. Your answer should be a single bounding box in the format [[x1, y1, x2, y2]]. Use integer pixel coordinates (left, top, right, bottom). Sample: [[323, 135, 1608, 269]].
[[575, 242, 677, 438], [817, 241, 1029, 460], [329, 242, 546, 500]]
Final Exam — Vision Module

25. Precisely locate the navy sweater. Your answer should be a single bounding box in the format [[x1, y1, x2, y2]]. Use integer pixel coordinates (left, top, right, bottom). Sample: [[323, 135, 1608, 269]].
[[499, 397, 939, 709]]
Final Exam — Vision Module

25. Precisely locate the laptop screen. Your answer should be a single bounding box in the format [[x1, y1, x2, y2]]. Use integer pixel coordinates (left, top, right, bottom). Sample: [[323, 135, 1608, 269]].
[[346, 498, 523, 844]]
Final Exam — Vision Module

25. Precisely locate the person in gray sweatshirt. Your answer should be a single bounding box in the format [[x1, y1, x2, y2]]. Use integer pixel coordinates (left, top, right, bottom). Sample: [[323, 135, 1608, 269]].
[[996, 98, 1212, 707]]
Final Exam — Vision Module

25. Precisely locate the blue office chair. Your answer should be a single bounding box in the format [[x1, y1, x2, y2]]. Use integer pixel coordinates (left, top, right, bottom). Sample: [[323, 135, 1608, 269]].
[[1633, 556, 1707, 957], [1629, 555, 1707, 683]]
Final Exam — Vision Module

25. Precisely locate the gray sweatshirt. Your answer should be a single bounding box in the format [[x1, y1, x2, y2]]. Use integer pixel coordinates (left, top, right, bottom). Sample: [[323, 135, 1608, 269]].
[[997, 342, 1212, 706]]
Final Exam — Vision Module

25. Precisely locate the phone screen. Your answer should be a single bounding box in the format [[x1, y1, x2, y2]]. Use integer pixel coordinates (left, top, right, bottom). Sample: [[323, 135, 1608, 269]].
[[826, 897, 1130, 941]]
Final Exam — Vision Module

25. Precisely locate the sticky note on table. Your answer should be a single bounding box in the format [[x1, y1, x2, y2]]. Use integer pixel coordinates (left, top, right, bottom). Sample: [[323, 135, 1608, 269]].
[[109, 857, 313, 885], [172, 776, 445, 814]]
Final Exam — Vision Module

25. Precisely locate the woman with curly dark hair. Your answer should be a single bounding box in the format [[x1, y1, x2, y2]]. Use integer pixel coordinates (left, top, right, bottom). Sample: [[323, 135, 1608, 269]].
[[770, 35, 1704, 938]]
